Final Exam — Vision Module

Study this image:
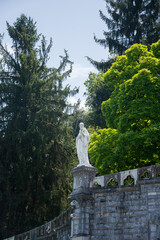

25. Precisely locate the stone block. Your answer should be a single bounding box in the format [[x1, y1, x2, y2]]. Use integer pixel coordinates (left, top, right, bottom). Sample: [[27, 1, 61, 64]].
[[71, 237, 90, 240]]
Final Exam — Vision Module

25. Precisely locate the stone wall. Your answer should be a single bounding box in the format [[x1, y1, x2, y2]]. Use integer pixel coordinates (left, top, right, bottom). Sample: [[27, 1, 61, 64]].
[[70, 164, 160, 240], [4, 164, 160, 240], [90, 180, 160, 239]]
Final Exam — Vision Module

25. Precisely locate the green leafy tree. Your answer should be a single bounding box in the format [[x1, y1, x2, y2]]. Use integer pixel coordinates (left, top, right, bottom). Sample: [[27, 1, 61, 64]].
[[0, 15, 76, 238], [89, 128, 118, 175], [89, 40, 160, 174]]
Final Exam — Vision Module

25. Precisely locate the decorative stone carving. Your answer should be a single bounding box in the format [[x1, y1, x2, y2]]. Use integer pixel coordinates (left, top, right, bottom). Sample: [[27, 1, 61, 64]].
[[93, 176, 104, 187], [120, 168, 138, 185], [76, 122, 91, 167], [45, 226, 50, 234], [106, 178, 118, 187], [71, 165, 97, 194], [123, 175, 134, 186], [70, 213, 77, 219], [24, 235, 29, 240], [71, 200, 79, 208], [138, 166, 152, 179]]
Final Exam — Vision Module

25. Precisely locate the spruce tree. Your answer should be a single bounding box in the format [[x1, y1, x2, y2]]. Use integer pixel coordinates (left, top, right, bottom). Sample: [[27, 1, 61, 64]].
[[89, 0, 160, 71], [0, 15, 76, 238]]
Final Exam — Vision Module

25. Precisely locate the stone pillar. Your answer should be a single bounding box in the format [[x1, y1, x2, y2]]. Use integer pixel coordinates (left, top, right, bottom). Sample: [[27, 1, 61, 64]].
[[69, 165, 97, 240]]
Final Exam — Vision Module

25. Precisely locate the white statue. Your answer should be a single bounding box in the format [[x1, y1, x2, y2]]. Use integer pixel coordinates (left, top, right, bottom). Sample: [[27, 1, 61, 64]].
[[76, 122, 91, 166]]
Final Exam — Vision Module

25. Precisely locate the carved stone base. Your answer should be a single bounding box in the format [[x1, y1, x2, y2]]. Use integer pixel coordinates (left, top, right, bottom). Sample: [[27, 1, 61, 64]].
[[70, 165, 97, 196], [69, 165, 97, 239]]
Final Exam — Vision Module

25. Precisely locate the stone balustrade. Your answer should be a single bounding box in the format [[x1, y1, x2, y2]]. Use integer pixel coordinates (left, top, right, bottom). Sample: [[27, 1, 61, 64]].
[[93, 163, 160, 188], [5, 207, 71, 240]]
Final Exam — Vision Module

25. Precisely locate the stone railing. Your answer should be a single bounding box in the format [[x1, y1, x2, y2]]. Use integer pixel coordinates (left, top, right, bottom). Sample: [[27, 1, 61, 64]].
[[5, 207, 71, 240], [93, 163, 160, 187]]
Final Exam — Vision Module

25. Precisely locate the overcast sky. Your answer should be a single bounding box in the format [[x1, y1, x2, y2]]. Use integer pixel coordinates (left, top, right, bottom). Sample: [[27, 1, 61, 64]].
[[1, 0, 109, 107]]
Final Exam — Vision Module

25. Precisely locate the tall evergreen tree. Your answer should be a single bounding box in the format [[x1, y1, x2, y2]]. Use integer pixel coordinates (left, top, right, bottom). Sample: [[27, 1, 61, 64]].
[[0, 15, 76, 239], [89, 0, 160, 71]]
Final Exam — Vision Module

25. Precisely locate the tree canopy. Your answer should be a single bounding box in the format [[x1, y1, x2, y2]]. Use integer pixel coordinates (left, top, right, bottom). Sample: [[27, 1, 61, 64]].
[[84, 73, 112, 128], [89, 40, 160, 175], [0, 15, 77, 239], [88, 0, 160, 72]]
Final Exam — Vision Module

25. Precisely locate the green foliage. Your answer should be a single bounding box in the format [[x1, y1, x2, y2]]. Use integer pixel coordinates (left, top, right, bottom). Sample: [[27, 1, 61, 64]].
[[140, 172, 152, 179], [89, 128, 118, 175], [123, 176, 134, 186], [84, 73, 112, 129], [106, 178, 118, 187], [86, 54, 116, 73], [151, 40, 160, 58], [95, 0, 160, 55], [0, 15, 76, 239], [89, 40, 160, 175], [93, 182, 102, 188], [69, 107, 90, 138], [102, 43, 160, 131], [89, 0, 160, 72], [103, 44, 152, 89]]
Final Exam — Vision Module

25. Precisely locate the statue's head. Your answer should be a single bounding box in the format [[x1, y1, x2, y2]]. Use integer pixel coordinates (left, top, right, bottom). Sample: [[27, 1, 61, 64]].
[[79, 122, 84, 130]]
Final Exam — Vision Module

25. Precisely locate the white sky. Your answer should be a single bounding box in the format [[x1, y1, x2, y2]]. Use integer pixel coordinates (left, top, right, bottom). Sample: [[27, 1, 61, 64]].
[[0, 0, 109, 107]]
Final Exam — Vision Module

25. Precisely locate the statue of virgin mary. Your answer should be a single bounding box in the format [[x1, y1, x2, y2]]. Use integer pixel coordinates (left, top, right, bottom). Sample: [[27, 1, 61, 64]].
[[76, 122, 91, 166]]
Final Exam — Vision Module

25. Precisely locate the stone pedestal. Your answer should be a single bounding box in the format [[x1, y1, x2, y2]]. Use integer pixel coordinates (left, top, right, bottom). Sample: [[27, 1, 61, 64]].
[[69, 165, 97, 240]]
